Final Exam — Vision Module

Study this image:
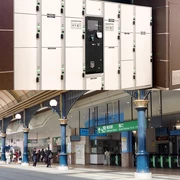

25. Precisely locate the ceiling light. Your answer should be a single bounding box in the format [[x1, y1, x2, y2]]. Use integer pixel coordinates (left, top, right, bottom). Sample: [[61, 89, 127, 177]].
[[49, 99, 57, 107], [15, 114, 21, 120]]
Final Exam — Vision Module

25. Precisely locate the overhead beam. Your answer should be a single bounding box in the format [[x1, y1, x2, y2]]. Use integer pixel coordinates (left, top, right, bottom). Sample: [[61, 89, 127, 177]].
[[0, 90, 66, 119]]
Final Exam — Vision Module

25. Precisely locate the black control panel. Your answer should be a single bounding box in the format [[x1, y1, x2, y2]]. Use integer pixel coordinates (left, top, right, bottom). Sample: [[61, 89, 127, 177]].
[[85, 16, 103, 74]]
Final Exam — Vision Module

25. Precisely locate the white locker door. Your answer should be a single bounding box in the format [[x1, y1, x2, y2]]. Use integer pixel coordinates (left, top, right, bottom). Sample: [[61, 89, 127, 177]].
[[41, 48, 61, 90], [104, 2, 119, 21], [14, 48, 37, 90], [65, 0, 83, 18], [121, 61, 134, 89], [86, 77, 102, 90], [14, 0, 37, 14], [86, 0, 102, 16], [104, 21, 119, 47], [121, 33, 134, 60], [65, 48, 83, 90], [65, 18, 83, 47], [42, 16, 61, 47], [136, 34, 152, 87], [15, 14, 37, 48], [41, 0, 61, 16], [121, 4, 134, 33], [104, 47, 119, 90], [136, 6, 152, 33]]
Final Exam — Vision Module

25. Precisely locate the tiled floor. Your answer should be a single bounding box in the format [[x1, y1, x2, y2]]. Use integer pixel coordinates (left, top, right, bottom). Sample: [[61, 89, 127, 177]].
[[0, 163, 180, 180]]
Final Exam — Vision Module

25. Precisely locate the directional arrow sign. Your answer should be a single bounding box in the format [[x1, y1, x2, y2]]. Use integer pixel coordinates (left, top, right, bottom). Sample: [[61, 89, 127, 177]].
[[97, 120, 138, 134]]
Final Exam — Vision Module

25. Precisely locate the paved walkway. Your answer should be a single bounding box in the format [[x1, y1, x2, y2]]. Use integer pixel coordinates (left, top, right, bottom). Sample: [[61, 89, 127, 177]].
[[0, 163, 180, 180]]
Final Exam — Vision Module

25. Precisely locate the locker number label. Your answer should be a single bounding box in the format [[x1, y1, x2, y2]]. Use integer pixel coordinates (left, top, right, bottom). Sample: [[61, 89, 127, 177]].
[[71, 21, 82, 29], [105, 23, 114, 31]]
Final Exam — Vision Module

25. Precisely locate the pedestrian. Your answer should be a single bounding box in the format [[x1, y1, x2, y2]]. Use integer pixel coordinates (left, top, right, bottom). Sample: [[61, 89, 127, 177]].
[[45, 147, 52, 167], [40, 149, 45, 162], [6, 150, 10, 164], [32, 148, 37, 167], [37, 150, 40, 162]]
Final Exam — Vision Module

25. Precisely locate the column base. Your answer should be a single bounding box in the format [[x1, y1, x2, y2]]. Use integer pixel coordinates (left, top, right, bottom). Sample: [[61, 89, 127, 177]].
[[58, 166, 69, 171], [134, 172, 152, 180], [0, 161, 6, 164], [21, 163, 29, 166]]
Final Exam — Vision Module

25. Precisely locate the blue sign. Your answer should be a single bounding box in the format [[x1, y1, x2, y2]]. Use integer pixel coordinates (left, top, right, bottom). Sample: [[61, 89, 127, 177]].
[[170, 130, 180, 136], [80, 128, 89, 136], [80, 128, 106, 137]]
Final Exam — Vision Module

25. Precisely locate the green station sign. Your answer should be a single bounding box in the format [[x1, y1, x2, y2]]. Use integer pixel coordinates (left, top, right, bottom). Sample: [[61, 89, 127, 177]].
[[97, 120, 138, 134]]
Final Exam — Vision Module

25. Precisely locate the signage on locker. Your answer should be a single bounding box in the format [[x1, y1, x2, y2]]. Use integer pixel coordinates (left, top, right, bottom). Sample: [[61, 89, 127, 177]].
[[85, 16, 103, 74], [71, 20, 82, 29], [105, 23, 114, 31]]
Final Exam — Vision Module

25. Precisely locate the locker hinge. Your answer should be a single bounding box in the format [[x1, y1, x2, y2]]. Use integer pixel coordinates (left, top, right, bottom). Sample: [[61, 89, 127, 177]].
[[61, 34, 64, 39], [36, 33, 40, 39], [150, 20, 152, 26], [61, 8, 64, 14], [36, 4, 40, 12], [150, 56, 152, 62], [133, 74, 136, 80], [133, 19, 135, 25], [61, 75, 64, 80], [36, 77, 40, 83]]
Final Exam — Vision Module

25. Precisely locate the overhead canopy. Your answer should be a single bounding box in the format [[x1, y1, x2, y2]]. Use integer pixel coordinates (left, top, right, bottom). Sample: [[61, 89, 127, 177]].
[[0, 90, 42, 114]]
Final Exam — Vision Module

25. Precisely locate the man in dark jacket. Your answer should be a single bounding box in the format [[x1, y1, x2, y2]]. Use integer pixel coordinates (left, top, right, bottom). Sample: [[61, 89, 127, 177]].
[[45, 147, 52, 167], [32, 148, 37, 167]]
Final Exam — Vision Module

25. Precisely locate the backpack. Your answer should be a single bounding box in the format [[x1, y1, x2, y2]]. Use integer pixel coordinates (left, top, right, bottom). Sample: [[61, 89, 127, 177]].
[[49, 152, 53, 159]]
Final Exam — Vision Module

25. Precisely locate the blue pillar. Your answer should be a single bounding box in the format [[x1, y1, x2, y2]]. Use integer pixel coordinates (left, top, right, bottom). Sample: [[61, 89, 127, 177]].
[[59, 119, 68, 169], [22, 128, 29, 164], [1, 134, 6, 162], [134, 90, 149, 173]]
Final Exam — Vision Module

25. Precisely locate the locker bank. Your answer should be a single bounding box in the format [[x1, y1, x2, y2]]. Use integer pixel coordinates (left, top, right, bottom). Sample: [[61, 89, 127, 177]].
[[0, 0, 152, 90]]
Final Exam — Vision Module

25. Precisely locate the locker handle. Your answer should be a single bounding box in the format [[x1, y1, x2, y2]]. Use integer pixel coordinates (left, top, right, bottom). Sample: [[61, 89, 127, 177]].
[[133, 20, 135, 25], [82, 73, 85, 78], [61, 75, 64, 80], [118, 70, 120, 74], [118, 36, 120, 40], [61, 34, 64, 39], [36, 6, 40, 12], [61, 8, 63, 14], [118, 14, 120, 18], [36, 77, 39, 83], [36, 33, 40, 39], [82, 11, 85, 16], [133, 48, 135, 52], [101, 87, 104, 90], [150, 21, 152, 26], [82, 34, 85, 39]]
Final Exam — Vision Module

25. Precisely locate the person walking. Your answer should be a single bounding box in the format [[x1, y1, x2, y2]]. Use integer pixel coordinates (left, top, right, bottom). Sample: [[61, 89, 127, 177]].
[[45, 147, 52, 167], [32, 148, 37, 167], [40, 149, 45, 162], [6, 151, 11, 164]]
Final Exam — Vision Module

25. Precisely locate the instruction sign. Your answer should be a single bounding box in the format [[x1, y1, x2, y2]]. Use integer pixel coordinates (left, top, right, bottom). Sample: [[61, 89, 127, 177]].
[[97, 120, 138, 134]]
